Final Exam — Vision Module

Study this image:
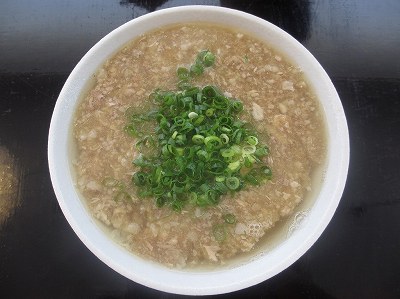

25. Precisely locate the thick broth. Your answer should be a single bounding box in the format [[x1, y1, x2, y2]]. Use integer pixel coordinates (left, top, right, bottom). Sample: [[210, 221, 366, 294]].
[[73, 23, 326, 268]]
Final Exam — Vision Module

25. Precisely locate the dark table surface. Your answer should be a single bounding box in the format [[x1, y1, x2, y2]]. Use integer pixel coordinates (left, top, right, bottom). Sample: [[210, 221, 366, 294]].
[[1, 0, 399, 298]]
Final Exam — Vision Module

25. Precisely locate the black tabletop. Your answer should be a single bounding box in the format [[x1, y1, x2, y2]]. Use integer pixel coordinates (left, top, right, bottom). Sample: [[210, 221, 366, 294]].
[[1, 1, 399, 298]]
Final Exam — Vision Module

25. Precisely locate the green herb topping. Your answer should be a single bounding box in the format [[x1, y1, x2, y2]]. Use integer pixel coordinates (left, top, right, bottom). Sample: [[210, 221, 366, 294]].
[[125, 50, 272, 211]]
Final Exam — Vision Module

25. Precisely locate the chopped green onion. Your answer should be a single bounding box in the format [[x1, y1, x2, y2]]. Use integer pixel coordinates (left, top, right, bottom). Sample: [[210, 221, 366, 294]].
[[205, 108, 215, 117], [245, 173, 259, 185], [193, 114, 205, 125], [203, 51, 215, 66], [220, 133, 229, 144], [124, 124, 137, 137], [220, 148, 235, 158], [202, 85, 219, 98], [254, 145, 269, 157], [188, 111, 198, 119], [223, 213, 236, 224], [132, 172, 147, 186], [213, 224, 226, 242], [171, 200, 184, 212], [177, 67, 190, 80], [231, 145, 242, 154], [227, 161, 241, 173], [126, 50, 272, 211], [196, 150, 210, 161], [178, 80, 192, 90], [198, 50, 215, 67], [156, 197, 165, 207], [220, 125, 232, 133], [204, 136, 222, 150], [192, 134, 205, 144], [215, 176, 226, 182], [231, 100, 243, 112], [226, 177, 240, 190], [242, 145, 256, 155], [246, 136, 259, 146], [190, 63, 204, 76], [214, 181, 228, 194], [173, 147, 184, 156]]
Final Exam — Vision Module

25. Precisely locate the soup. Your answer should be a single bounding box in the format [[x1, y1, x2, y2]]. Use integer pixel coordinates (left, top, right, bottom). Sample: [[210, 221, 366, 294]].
[[73, 23, 326, 268]]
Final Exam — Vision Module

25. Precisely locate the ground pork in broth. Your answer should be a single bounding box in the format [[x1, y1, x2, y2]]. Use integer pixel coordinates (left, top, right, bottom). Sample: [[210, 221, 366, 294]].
[[73, 23, 326, 268]]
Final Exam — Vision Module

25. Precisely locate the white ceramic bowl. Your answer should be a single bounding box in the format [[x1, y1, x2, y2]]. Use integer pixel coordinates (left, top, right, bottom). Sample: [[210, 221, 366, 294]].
[[48, 5, 349, 295]]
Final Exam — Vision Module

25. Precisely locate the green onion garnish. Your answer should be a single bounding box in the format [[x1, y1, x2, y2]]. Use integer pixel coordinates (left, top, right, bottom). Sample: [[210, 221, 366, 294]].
[[124, 50, 272, 211], [223, 213, 236, 224], [226, 177, 240, 190], [212, 224, 226, 242]]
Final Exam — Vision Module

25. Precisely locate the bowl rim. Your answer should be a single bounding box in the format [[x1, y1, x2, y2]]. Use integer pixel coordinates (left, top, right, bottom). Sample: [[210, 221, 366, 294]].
[[48, 5, 349, 295]]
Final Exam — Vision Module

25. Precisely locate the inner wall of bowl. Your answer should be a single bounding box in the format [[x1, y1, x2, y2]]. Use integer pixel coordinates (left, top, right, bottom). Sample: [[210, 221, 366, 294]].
[[51, 6, 348, 295]]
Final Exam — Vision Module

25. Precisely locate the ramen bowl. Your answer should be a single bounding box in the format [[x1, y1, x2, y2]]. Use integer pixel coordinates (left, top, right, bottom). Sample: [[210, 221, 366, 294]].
[[48, 5, 349, 295]]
